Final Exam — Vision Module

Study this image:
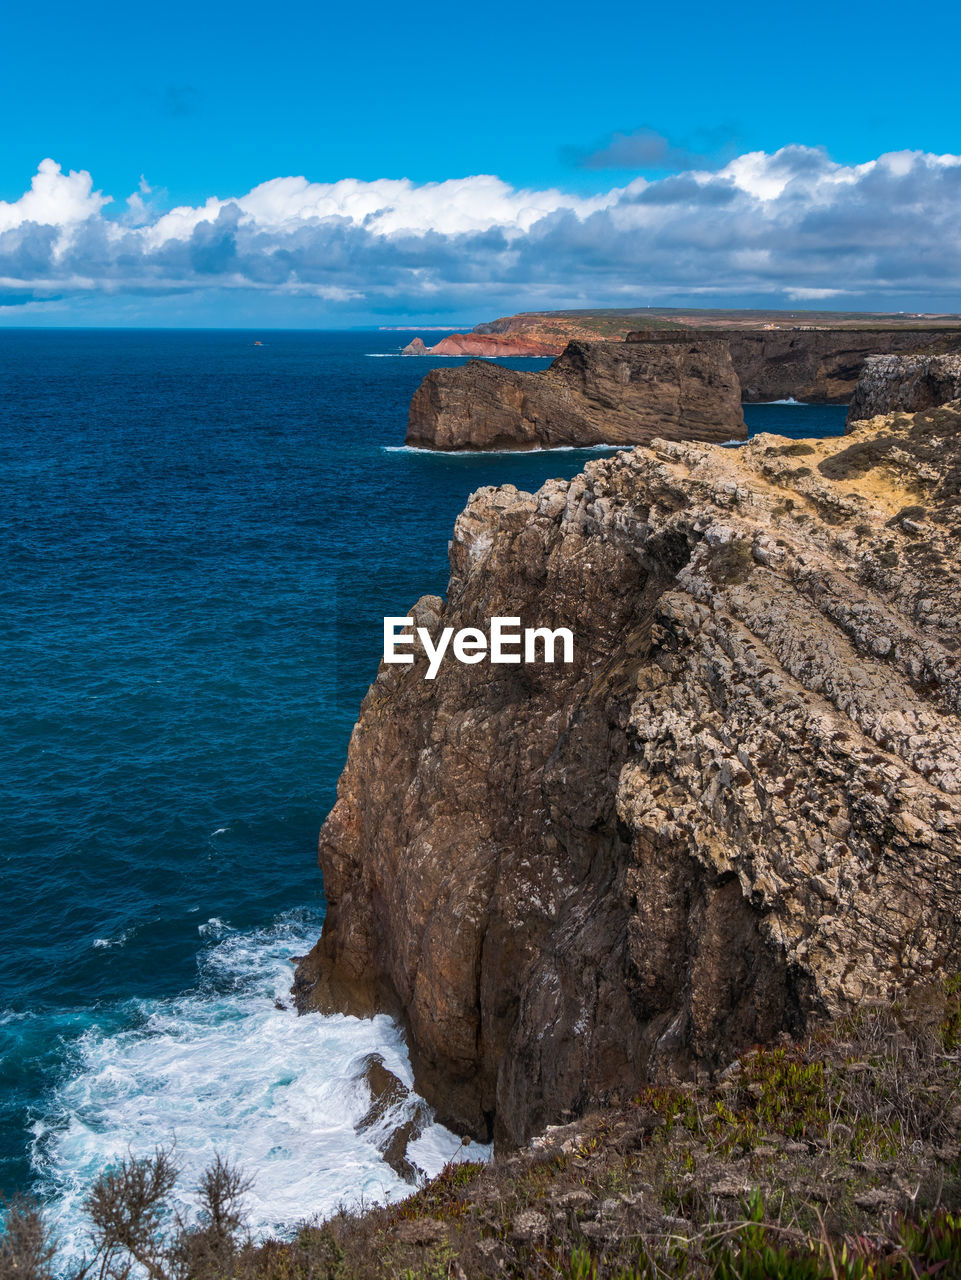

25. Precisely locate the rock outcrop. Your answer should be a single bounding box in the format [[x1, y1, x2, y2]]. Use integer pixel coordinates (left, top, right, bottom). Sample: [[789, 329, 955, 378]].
[[847, 354, 961, 425], [405, 339, 746, 450], [401, 333, 561, 358], [296, 402, 961, 1148], [627, 328, 961, 403], [429, 333, 561, 358]]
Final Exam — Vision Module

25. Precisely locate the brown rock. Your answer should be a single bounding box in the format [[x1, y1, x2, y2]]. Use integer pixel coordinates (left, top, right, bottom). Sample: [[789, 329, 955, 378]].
[[352, 1053, 430, 1183], [401, 337, 429, 356], [296, 404, 961, 1147], [846, 354, 961, 426], [627, 327, 961, 404], [405, 339, 746, 450]]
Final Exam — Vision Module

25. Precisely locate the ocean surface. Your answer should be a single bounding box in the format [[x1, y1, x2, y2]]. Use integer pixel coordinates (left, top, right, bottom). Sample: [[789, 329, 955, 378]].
[[0, 328, 848, 1256]]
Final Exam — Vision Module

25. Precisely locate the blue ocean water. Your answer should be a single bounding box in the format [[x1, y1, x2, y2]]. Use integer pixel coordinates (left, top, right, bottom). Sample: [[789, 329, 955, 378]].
[[0, 328, 847, 1250]]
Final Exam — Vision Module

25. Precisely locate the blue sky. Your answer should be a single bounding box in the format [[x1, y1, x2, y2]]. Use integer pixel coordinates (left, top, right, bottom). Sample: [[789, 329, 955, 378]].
[[2, 0, 960, 325]]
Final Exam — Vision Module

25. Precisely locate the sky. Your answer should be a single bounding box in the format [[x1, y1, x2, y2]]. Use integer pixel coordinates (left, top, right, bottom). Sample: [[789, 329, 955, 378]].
[[2, 0, 960, 326]]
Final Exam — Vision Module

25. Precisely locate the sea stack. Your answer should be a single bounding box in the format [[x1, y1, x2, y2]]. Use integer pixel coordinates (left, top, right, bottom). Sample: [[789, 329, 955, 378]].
[[405, 338, 747, 450]]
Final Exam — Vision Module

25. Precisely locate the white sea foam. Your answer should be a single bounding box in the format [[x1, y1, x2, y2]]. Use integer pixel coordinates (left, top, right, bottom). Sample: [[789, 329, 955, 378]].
[[383, 443, 625, 456], [33, 911, 489, 1271], [752, 397, 806, 405], [91, 929, 133, 949], [197, 916, 230, 938], [365, 353, 551, 361], [365, 353, 500, 360]]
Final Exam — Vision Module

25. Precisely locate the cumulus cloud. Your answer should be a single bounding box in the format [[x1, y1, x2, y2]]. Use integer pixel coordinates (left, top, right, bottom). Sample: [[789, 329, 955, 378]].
[[2, 147, 961, 315], [0, 159, 110, 235]]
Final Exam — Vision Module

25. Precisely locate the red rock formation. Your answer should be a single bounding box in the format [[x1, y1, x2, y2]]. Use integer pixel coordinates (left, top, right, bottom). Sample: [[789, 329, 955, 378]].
[[428, 333, 562, 358]]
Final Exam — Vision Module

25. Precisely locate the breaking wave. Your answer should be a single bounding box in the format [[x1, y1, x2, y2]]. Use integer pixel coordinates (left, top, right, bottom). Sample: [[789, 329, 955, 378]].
[[32, 911, 488, 1271]]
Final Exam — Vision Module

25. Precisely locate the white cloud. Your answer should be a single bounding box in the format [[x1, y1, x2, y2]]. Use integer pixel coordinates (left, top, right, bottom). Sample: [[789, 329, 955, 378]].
[[0, 159, 110, 234], [2, 147, 961, 314], [785, 287, 849, 301], [143, 174, 615, 246]]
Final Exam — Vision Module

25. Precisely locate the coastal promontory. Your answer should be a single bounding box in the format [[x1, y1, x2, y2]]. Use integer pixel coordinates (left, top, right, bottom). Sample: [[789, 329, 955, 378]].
[[403, 332, 560, 358], [405, 338, 746, 450], [295, 399, 961, 1146]]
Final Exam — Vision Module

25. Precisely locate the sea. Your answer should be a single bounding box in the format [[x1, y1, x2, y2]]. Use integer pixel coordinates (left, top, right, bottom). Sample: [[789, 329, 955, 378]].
[[0, 328, 848, 1259]]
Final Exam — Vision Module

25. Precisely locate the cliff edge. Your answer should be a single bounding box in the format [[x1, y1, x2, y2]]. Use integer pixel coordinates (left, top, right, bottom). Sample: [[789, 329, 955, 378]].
[[405, 339, 746, 450], [296, 402, 961, 1147], [847, 353, 961, 426], [627, 327, 961, 403]]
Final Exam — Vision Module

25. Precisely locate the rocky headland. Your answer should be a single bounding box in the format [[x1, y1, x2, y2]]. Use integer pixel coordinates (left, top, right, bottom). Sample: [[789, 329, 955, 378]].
[[403, 333, 560, 358], [847, 353, 961, 426], [405, 339, 746, 450], [403, 319, 961, 453], [402, 309, 961, 398], [295, 398, 961, 1152]]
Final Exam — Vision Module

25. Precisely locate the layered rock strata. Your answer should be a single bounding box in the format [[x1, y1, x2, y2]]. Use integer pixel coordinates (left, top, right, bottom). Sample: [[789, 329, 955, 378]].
[[405, 339, 746, 450], [296, 402, 961, 1148], [847, 354, 961, 425], [627, 328, 961, 403]]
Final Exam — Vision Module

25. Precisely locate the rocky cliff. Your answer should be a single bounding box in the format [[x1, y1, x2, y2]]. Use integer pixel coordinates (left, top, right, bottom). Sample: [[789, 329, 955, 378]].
[[405, 339, 746, 450], [403, 333, 562, 358], [627, 327, 961, 403], [296, 401, 961, 1148], [847, 353, 961, 425]]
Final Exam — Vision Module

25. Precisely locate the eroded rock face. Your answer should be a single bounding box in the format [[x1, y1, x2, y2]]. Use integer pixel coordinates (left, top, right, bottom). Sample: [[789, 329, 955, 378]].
[[428, 333, 561, 358], [847, 354, 961, 425], [627, 328, 961, 403], [295, 404, 961, 1148], [405, 340, 746, 450]]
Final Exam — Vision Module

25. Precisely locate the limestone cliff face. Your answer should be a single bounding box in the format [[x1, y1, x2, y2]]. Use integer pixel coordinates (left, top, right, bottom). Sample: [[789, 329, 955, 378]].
[[295, 403, 961, 1148], [847, 354, 961, 425], [405, 340, 746, 450], [627, 328, 961, 403]]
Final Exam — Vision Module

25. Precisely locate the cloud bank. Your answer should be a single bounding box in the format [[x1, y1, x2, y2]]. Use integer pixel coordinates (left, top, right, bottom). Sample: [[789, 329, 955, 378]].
[[2, 147, 961, 318]]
